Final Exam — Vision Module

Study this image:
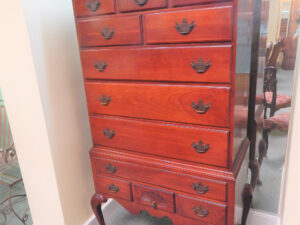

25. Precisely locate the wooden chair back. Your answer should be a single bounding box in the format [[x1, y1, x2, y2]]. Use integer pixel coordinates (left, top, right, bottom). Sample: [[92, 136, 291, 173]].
[[263, 39, 284, 118]]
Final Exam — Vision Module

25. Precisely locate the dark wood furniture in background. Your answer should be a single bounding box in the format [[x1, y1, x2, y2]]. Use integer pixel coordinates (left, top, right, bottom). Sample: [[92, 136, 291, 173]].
[[72, 0, 260, 224], [256, 40, 291, 186]]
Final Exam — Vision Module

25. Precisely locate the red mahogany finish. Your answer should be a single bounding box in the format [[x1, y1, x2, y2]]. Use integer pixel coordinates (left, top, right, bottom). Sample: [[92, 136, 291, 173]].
[[133, 184, 175, 213], [92, 153, 228, 201], [74, 0, 115, 17], [85, 82, 231, 127], [172, 0, 230, 7], [94, 175, 132, 201], [176, 194, 227, 225], [77, 15, 142, 47], [90, 115, 230, 167], [144, 6, 233, 44], [117, 0, 168, 12], [72, 0, 255, 224], [81, 46, 232, 83]]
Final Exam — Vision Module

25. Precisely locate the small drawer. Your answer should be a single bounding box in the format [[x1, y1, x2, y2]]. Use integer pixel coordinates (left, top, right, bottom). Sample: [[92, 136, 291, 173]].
[[90, 115, 229, 168], [80, 45, 232, 83], [92, 156, 228, 202], [117, 0, 167, 12], [95, 175, 132, 201], [85, 82, 231, 127], [172, 0, 229, 7], [73, 0, 115, 17], [133, 184, 175, 213], [77, 15, 142, 47], [176, 194, 227, 225], [144, 6, 233, 44]]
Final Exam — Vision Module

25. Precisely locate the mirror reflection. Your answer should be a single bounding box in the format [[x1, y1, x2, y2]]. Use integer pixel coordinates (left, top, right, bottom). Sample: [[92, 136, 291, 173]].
[[253, 0, 299, 215]]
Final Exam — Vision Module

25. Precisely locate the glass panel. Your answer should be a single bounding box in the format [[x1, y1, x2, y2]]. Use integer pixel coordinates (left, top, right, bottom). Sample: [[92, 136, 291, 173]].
[[252, 0, 300, 216]]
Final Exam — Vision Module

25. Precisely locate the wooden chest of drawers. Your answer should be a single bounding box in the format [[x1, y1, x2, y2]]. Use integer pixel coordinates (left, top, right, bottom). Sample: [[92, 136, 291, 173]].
[[72, 0, 255, 224]]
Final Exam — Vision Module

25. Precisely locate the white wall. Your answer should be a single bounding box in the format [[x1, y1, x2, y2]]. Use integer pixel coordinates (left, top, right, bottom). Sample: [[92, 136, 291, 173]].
[[0, 0, 94, 224], [21, 0, 95, 224]]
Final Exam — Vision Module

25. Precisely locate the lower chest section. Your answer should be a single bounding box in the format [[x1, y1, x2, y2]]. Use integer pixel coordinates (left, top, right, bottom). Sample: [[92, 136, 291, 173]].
[[91, 150, 230, 225], [90, 148, 242, 225]]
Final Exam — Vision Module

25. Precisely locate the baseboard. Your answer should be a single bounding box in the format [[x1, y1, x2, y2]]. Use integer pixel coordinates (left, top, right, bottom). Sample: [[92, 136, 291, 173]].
[[85, 199, 280, 225], [235, 206, 280, 225], [84, 216, 97, 225], [245, 210, 280, 225]]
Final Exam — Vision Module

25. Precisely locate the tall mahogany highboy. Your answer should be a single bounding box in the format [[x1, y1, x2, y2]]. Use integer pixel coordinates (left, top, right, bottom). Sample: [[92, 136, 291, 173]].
[[72, 0, 255, 224]]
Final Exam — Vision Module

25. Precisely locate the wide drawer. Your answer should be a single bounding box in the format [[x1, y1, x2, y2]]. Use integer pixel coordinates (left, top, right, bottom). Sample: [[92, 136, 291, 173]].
[[117, 0, 167, 12], [144, 6, 233, 44], [85, 82, 231, 127], [91, 156, 228, 201], [77, 15, 142, 47], [94, 175, 132, 201], [172, 0, 229, 7], [73, 0, 115, 17], [81, 46, 232, 83], [90, 115, 229, 167], [176, 194, 227, 225], [133, 184, 175, 213]]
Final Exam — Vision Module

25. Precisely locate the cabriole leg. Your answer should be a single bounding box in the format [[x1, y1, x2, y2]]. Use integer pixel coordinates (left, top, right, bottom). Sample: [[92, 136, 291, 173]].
[[91, 193, 107, 225], [241, 184, 253, 225]]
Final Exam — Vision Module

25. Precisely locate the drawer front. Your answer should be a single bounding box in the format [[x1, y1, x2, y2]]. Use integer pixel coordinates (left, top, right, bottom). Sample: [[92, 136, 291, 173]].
[[73, 0, 115, 17], [85, 82, 231, 127], [95, 175, 132, 201], [145, 6, 233, 44], [77, 15, 142, 47], [117, 0, 167, 12], [81, 46, 232, 83], [172, 0, 229, 7], [90, 116, 229, 167], [176, 194, 226, 225], [92, 156, 227, 201], [133, 184, 175, 213]]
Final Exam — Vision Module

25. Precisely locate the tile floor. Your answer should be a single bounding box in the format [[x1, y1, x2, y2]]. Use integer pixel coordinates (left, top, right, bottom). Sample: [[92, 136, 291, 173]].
[[0, 162, 32, 224]]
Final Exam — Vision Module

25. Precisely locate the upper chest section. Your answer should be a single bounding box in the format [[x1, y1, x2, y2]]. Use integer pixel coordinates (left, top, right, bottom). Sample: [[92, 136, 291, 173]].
[[73, 0, 234, 48]]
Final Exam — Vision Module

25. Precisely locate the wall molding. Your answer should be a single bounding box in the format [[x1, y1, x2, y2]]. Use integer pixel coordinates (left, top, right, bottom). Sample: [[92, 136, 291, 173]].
[[85, 200, 280, 225]]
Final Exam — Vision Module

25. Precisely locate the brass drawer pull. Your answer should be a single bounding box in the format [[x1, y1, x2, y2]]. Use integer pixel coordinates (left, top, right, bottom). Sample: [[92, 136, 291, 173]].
[[191, 100, 210, 114], [98, 94, 111, 106], [191, 58, 211, 74], [94, 60, 107, 72], [151, 201, 158, 209], [192, 140, 210, 153], [193, 206, 209, 218], [192, 182, 209, 194], [100, 26, 114, 40], [134, 0, 148, 6], [175, 19, 195, 35], [108, 183, 119, 193], [86, 0, 101, 12], [105, 163, 117, 174], [103, 128, 115, 139]]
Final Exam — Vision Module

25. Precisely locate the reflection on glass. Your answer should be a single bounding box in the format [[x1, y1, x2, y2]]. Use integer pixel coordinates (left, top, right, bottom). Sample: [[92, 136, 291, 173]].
[[252, 0, 299, 216]]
